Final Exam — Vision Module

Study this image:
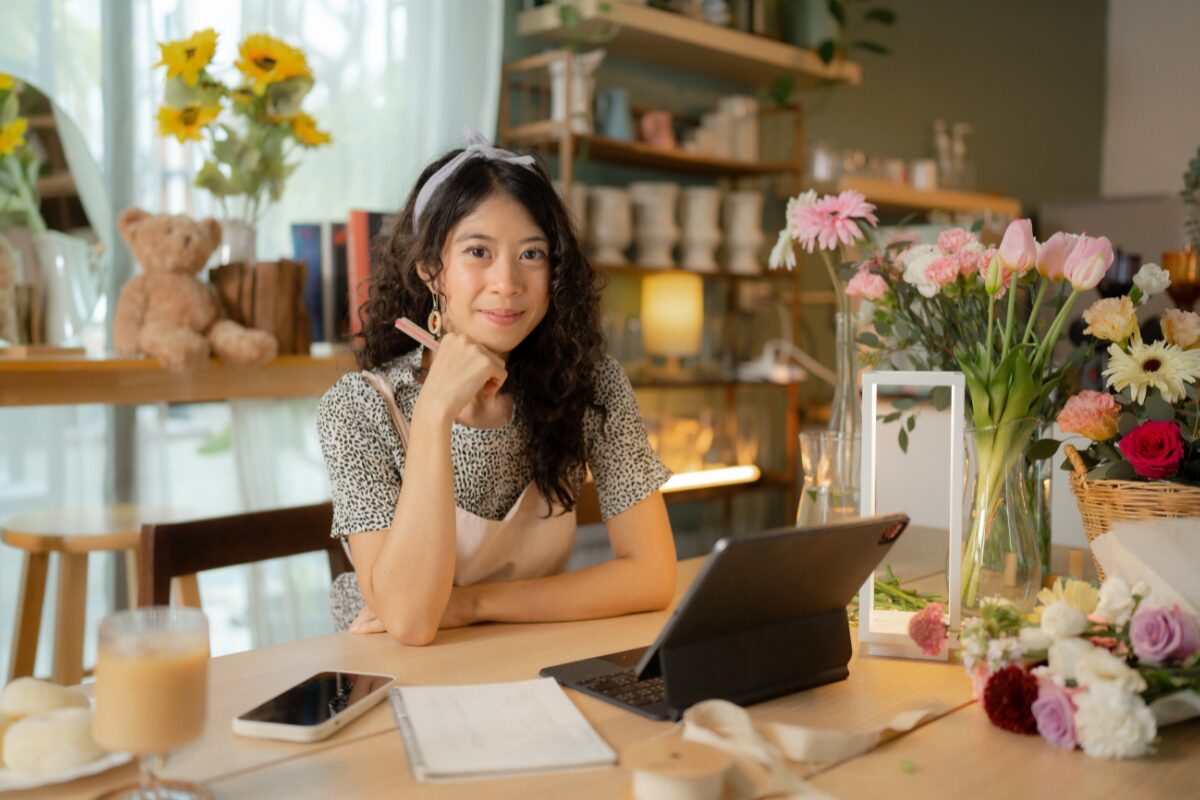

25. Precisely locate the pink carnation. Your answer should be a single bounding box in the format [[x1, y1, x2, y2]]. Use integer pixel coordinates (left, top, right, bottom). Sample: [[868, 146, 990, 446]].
[[790, 190, 879, 253], [924, 256, 960, 288], [1055, 390, 1120, 442], [908, 602, 947, 656], [937, 227, 973, 255], [846, 268, 888, 300]]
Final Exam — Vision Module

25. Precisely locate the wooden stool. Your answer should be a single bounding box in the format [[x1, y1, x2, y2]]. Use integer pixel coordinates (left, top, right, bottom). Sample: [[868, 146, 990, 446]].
[[3, 505, 179, 685]]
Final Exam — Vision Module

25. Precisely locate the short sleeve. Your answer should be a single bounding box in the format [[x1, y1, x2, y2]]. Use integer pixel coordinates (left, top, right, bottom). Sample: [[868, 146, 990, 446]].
[[316, 374, 401, 539], [585, 356, 671, 520]]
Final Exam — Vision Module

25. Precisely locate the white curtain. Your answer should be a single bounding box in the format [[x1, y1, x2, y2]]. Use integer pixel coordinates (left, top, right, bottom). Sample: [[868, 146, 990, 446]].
[[0, 0, 505, 665]]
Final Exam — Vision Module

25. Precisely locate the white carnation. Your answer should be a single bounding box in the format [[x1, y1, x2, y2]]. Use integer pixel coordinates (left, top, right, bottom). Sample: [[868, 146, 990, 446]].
[[1046, 637, 1095, 682], [986, 637, 1024, 671], [959, 618, 989, 669], [1074, 684, 1157, 759], [1040, 601, 1088, 640], [1095, 577, 1138, 627], [900, 244, 941, 298], [1018, 625, 1053, 653], [768, 228, 796, 270], [1075, 647, 1147, 695], [1132, 263, 1170, 298]]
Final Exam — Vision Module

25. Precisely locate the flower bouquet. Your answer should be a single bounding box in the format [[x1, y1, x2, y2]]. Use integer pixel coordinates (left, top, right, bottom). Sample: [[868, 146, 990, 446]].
[[154, 29, 332, 226], [846, 219, 1161, 613], [0, 73, 46, 235], [908, 577, 1200, 759]]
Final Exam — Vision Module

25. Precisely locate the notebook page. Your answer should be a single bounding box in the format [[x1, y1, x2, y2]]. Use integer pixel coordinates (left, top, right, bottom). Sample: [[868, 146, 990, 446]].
[[393, 678, 616, 779]]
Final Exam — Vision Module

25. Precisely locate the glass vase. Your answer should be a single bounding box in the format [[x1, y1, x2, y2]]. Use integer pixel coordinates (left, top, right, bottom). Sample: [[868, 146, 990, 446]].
[[1025, 425, 1053, 578], [961, 418, 1043, 614], [825, 309, 860, 518], [796, 430, 860, 526]]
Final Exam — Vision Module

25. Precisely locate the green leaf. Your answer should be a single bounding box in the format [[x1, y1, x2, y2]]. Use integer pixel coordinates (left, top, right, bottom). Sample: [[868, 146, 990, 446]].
[[1027, 438, 1061, 461], [0, 93, 17, 126], [827, 0, 847, 26], [816, 39, 837, 64], [898, 427, 909, 453], [1118, 412, 1139, 436], [1144, 390, 1175, 422], [858, 331, 882, 348], [851, 40, 890, 55], [892, 397, 917, 411], [905, 415, 916, 432], [194, 161, 233, 197], [863, 7, 897, 24], [931, 385, 951, 411], [880, 411, 902, 424]]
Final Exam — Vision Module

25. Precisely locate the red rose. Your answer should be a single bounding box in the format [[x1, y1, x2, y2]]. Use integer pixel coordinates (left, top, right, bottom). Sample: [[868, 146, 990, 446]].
[[1118, 420, 1185, 480]]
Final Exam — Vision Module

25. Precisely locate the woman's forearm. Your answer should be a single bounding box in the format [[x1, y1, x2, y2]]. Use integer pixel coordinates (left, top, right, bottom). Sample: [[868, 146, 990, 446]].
[[453, 554, 677, 627], [369, 400, 459, 644]]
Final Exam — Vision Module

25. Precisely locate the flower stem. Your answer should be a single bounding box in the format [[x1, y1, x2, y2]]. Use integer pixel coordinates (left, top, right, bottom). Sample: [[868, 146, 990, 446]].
[[1022, 282, 1047, 344]]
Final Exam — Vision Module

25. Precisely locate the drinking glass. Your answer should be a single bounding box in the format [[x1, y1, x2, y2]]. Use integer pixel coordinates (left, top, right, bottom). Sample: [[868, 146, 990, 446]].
[[796, 431, 861, 526], [93, 607, 211, 800]]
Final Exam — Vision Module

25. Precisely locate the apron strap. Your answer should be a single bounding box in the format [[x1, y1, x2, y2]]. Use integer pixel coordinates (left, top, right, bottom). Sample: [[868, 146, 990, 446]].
[[360, 370, 411, 446]]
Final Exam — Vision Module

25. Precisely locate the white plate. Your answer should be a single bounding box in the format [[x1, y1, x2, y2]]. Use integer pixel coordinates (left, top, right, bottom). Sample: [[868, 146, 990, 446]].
[[0, 750, 133, 792]]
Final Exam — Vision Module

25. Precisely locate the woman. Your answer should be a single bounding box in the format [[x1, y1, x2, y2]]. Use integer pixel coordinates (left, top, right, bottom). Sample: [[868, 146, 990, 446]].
[[317, 131, 676, 645]]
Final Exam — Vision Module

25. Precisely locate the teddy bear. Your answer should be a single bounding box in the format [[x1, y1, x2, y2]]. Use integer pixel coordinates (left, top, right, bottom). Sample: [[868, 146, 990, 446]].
[[113, 208, 277, 370]]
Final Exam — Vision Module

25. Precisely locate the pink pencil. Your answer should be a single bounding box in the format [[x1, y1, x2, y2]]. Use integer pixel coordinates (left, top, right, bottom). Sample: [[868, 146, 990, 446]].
[[394, 317, 439, 351]]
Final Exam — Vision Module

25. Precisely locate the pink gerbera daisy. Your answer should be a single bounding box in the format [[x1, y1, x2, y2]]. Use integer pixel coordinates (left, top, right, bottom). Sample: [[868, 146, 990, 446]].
[[789, 190, 879, 253]]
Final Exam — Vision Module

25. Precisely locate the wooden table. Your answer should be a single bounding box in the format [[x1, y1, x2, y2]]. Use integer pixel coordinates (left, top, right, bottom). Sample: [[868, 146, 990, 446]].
[[17, 559, 1200, 799], [0, 354, 356, 407]]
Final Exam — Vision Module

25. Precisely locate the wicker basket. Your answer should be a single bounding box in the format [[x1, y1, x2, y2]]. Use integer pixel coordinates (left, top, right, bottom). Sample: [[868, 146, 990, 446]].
[[1064, 444, 1200, 580]]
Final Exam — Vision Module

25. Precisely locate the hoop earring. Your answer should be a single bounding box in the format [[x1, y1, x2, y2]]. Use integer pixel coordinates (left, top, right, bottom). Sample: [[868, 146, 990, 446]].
[[426, 292, 443, 338]]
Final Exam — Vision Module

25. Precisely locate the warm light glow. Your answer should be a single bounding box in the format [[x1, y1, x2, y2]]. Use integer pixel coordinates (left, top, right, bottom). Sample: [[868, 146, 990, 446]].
[[641, 272, 704, 357], [661, 465, 761, 493]]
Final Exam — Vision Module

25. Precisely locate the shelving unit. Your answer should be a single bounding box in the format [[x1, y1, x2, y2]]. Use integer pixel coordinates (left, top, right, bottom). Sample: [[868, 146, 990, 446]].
[[516, 0, 861, 88], [833, 177, 1021, 218]]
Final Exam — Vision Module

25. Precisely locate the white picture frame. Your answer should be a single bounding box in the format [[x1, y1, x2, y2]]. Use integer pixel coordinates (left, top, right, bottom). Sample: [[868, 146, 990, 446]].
[[858, 370, 966, 661]]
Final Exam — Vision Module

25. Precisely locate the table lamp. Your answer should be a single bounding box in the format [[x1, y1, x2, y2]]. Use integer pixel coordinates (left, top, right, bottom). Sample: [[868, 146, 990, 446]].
[[640, 271, 703, 379]]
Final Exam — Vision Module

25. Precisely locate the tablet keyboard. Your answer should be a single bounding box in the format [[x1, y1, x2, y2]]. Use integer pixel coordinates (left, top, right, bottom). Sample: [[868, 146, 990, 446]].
[[575, 669, 665, 708]]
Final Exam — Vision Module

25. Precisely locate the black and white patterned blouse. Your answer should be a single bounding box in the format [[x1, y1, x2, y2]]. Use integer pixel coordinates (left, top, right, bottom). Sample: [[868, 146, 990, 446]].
[[316, 346, 671, 540]]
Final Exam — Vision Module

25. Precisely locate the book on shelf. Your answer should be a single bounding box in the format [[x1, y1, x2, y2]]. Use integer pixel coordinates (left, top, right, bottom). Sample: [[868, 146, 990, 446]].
[[291, 223, 325, 342], [388, 678, 616, 782], [345, 210, 398, 336]]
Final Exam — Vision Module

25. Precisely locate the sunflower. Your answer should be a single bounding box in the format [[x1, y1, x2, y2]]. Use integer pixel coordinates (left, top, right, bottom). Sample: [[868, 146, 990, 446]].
[[157, 103, 221, 143], [155, 28, 218, 88], [1103, 339, 1200, 404], [235, 34, 311, 95], [290, 112, 331, 147], [0, 118, 28, 155], [0, 73, 14, 91]]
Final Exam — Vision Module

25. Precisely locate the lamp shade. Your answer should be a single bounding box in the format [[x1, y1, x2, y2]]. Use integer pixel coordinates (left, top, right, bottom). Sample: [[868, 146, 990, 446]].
[[641, 272, 703, 357]]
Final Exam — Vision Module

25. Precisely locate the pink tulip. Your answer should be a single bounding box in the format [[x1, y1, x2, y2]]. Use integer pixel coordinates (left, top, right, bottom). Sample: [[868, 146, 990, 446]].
[[1036, 232, 1079, 281], [998, 219, 1037, 276], [1062, 234, 1115, 291]]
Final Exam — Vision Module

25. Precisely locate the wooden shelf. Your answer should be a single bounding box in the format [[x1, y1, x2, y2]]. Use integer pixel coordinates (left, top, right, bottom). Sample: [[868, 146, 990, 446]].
[[517, 0, 860, 88], [834, 177, 1021, 217], [0, 354, 357, 407], [508, 127, 800, 177]]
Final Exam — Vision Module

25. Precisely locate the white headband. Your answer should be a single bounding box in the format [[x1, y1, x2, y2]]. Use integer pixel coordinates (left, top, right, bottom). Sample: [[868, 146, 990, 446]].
[[411, 127, 538, 233]]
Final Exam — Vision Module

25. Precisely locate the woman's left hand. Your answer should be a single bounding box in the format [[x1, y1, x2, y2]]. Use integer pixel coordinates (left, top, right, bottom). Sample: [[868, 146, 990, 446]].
[[350, 589, 475, 635], [348, 604, 385, 635]]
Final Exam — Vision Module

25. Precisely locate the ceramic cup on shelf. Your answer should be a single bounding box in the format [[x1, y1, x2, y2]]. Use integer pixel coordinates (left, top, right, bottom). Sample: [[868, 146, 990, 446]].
[[722, 190, 765, 275], [596, 87, 635, 141], [629, 182, 680, 269], [717, 95, 759, 163], [588, 186, 632, 265], [679, 187, 722, 273]]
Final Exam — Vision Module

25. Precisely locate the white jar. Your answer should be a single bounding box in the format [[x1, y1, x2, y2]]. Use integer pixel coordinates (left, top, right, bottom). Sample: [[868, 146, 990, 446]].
[[679, 187, 722, 273], [717, 95, 760, 163], [588, 186, 632, 265], [723, 190, 765, 275], [548, 49, 606, 135], [628, 182, 680, 269]]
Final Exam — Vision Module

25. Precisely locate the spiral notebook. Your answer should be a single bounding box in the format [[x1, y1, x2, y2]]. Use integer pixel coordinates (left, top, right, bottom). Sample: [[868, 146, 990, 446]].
[[388, 678, 617, 782]]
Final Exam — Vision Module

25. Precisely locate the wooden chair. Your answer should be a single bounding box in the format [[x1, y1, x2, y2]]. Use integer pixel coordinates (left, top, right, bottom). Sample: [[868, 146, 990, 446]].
[[138, 502, 352, 608]]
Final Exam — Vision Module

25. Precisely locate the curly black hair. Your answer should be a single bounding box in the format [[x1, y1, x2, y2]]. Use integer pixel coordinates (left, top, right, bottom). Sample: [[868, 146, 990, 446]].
[[354, 149, 607, 513]]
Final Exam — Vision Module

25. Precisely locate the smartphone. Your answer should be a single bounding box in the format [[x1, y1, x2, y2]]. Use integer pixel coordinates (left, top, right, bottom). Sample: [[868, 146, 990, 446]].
[[232, 671, 394, 742]]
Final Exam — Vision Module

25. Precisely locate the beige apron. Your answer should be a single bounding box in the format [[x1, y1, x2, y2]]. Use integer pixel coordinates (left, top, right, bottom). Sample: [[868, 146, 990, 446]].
[[356, 370, 577, 586]]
